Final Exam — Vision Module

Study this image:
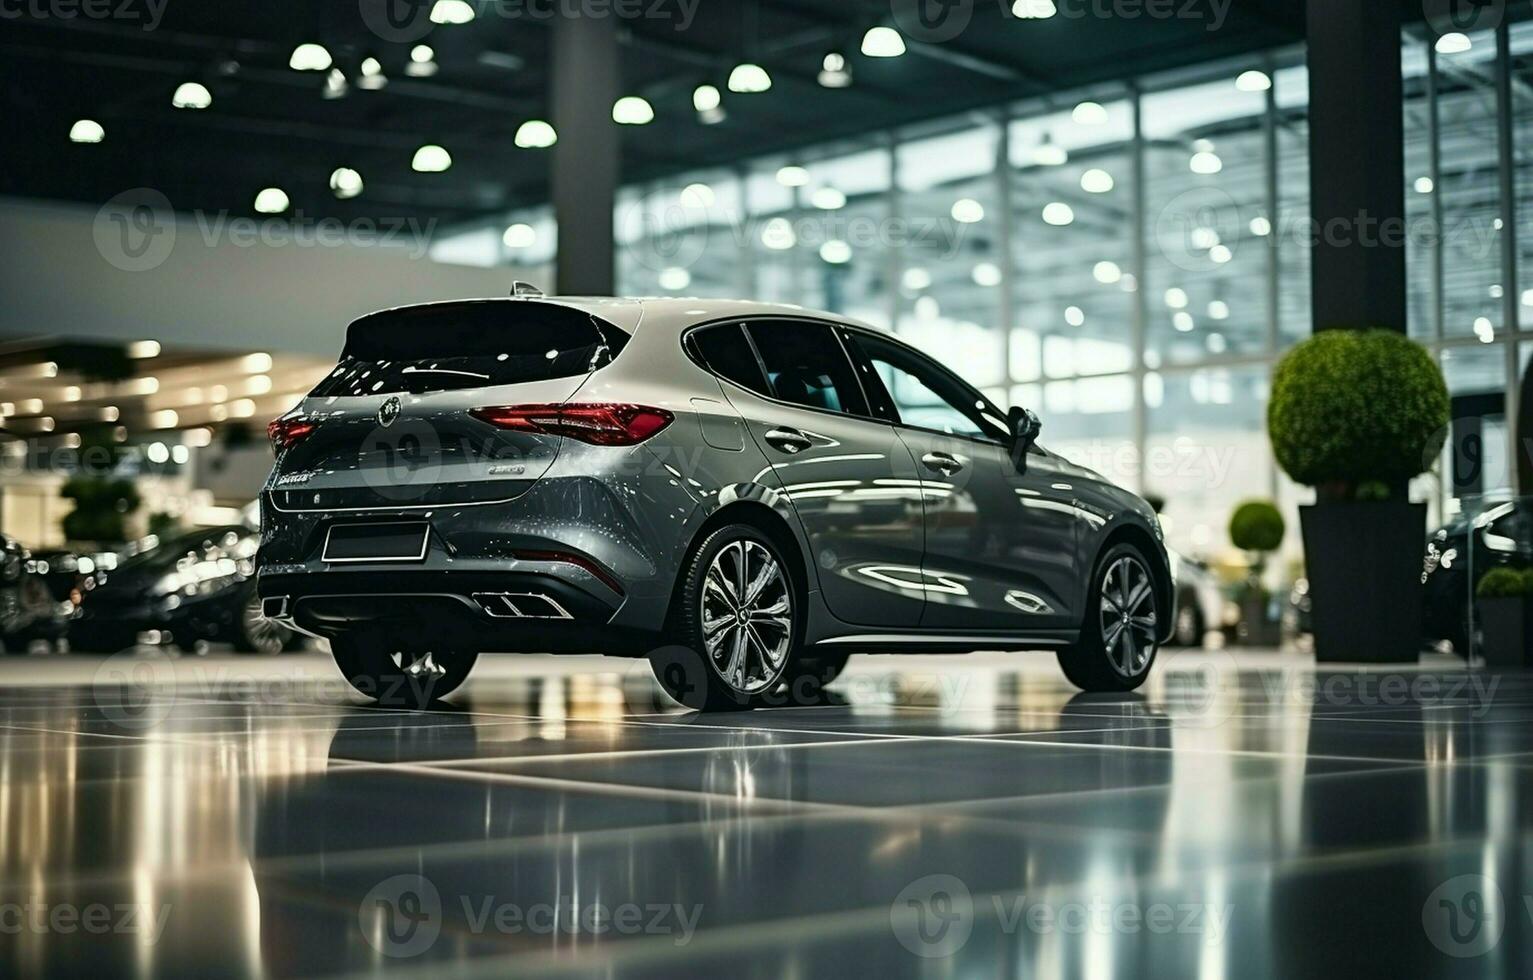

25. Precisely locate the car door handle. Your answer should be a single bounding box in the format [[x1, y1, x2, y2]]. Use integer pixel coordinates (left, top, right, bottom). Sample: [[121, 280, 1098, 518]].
[[764, 427, 813, 455], [921, 452, 965, 476]]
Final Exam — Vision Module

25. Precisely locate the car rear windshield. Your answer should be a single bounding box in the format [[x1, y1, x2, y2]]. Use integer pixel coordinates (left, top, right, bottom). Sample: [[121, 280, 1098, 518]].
[[311, 302, 629, 396]]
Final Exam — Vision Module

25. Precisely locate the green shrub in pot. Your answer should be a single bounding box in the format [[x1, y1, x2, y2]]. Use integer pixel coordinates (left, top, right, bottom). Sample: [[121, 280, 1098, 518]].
[[1475, 567, 1533, 667], [1475, 567, 1527, 600], [1267, 329, 1450, 662]]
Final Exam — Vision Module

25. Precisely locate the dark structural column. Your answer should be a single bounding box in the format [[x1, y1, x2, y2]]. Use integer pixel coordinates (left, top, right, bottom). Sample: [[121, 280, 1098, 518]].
[[1305, 0, 1405, 333], [551, 14, 619, 295]]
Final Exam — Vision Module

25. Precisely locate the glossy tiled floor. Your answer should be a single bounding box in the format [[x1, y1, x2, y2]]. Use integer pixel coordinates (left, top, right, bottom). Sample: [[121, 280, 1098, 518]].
[[2, 647, 1530, 977]]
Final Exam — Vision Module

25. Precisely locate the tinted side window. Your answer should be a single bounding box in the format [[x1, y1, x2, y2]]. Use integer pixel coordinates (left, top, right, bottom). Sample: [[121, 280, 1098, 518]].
[[744, 320, 868, 416], [850, 333, 1009, 441], [691, 324, 771, 397]]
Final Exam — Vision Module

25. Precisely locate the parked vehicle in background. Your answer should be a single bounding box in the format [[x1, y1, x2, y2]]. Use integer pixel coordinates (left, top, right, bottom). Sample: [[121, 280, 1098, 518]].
[[1422, 500, 1533, 656], [1168, 549, 1223, 648], [71, 526, 299, 654], [1, 535, 69, 653], [258, 296, 1175, 709]]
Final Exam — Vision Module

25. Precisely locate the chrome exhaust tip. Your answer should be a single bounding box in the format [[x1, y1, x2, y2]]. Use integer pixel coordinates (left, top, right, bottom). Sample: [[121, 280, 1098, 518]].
[[472, 592, 573, 620]]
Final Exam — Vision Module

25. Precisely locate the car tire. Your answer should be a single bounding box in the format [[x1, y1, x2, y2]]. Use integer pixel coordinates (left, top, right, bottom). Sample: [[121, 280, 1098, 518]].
[[782, 651, 851, 699], [233, 587, 295, 655], [657, 523, 801, 711], [1171, 589, 1205, 648], [1057, 542, 1162, 693], [331, 631, 478, 708]]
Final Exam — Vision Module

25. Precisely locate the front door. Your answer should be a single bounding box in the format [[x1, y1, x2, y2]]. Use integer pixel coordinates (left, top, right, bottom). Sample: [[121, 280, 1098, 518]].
[[843, 330, 1080, 633]]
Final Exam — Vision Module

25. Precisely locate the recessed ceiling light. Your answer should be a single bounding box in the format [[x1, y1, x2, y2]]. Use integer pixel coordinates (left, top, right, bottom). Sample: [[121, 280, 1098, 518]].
[[1208, 300, 1230, 320], [430, 0, 476, 24], [971, 262, 1002, 287], [818, 52, 852, 88], [776, 166, 810, 187], [1190, 150, 1223, 175], [680, 183, 715, 208], [693, 84, 721, 112], [821, 240, 853, 265], [1012, 0, 1057, 18], [861, 26, 906, 58], [1173, 311, 1195, 332], [289, 43, 332, 72], [151, 410, 179, 430], [1072, 101, 1108, 125], [127, 340, 160, 359], [1064, 306, 1085, 327], [503, 223, 537, 249], [1093, 261, 1121, 284], [172, 82, 212, 109], [1209, 244, 1233, 264], [728, 63, 772, 93], [1032, 134, 1067, 166], [1235, 70, 1271, 92], [1190, 227, 1220, 250], [951, 198, 985, 223], [412, 144, 453, 172], [902, 268, 931, 291], [406, 45, 437, 77], [515, 120, 557, 148], [811, 187, 847, 210], [1414, 176, 1435, 194], [69, 119, 104, 143], [612, 96, 654, 125], [1080, 168, 1114, 193], [1042, 202, 1075, 226], [330, 167, 364, 199], [253, 188, 289, 214], [1165, 288, 1189, 309], [1436, 32, 1472, 55], [1249, 216, 1272, 237], [659, 267, 692, 290], [760, 217, 796, 250]]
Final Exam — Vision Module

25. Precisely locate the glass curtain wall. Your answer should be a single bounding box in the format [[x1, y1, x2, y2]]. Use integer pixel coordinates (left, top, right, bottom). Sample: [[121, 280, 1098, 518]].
[[412, 25, 1533, 562]]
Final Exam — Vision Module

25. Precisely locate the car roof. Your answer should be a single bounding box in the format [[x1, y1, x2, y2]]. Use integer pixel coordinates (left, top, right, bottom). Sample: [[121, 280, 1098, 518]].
[[351, 296, 884, 337]]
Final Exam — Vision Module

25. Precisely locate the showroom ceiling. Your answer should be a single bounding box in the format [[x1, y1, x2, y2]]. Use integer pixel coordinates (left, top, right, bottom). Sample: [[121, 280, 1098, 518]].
[[0, 0, 1354, 226]]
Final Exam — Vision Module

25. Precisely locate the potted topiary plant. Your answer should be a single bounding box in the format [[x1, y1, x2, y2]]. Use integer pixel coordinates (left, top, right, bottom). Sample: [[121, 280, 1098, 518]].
[[1474, 567, 1532, 667], [1229, 500, 1285, 646], [1268, 328, 1450, 663]]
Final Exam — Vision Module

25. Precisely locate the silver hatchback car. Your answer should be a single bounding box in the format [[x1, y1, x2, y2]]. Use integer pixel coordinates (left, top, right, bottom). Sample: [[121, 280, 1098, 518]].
[[257, 295, 1173, 709]]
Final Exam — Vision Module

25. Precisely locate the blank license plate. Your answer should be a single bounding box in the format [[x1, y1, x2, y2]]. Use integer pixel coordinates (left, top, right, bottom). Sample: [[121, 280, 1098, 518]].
[[322, 522, 429, 563]]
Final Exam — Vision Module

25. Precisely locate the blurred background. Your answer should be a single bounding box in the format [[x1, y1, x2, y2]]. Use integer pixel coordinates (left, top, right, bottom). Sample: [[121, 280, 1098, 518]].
[[0, 0, 1527, 654]]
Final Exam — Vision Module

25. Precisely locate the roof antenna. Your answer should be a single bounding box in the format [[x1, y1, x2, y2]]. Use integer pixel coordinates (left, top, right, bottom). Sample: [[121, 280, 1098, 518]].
[[511, 280, 544, 298]]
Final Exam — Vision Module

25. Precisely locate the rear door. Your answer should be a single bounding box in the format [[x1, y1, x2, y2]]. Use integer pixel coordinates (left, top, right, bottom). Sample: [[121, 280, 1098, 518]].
[[694, 318, 926, 628], [268, 300, 628, 512]]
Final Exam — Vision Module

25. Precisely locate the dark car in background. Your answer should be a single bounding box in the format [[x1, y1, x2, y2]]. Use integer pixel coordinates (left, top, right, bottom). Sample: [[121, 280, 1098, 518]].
[[71, 526, 298, 654], [1, 535, 70, 653], [1422, 500, 1533, 656]]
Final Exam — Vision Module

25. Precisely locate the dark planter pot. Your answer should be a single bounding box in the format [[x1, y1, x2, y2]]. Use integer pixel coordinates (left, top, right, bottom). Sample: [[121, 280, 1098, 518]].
[[1237, 591, 1282, 647], [1477, 597, 1531, 668], [1299, 501, 1427, 663]]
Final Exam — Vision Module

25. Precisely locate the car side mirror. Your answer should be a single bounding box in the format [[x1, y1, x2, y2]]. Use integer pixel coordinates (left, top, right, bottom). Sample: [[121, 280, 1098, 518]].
[[1009, 406, 1042, 454]]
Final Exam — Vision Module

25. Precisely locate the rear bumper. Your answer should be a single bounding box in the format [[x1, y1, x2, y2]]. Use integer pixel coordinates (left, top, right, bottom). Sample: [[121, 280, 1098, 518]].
[[257, 568, 649, 654]]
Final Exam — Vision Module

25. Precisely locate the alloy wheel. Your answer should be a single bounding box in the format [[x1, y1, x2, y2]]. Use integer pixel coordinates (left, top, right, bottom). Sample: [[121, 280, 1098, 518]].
[[700, 539, 793, 695], [1099, 556, 1158, 677]]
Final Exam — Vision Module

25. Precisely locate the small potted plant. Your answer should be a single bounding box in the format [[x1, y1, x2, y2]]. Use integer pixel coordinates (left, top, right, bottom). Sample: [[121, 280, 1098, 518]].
[[1475, 568, 1533, 667], [1268, 329, 1450, 663], [1229, 500, 1285, 646]]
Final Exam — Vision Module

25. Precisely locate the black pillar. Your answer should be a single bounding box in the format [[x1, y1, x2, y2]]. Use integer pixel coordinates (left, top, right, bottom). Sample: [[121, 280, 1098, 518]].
[[551, 15, 619, 295], [1305, 0, 1406, 333]]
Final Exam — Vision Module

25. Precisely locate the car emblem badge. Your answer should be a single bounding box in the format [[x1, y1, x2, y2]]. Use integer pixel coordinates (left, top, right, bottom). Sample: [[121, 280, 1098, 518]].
[[378, 396, 401, 428]]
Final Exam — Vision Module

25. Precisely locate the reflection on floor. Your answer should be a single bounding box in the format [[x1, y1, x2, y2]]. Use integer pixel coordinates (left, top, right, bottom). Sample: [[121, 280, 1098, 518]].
[[1, 648, 1529, 977]]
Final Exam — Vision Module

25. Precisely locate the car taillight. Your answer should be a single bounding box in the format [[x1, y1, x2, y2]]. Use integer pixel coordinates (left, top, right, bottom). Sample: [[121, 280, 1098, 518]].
[[267, 417, 316, 451], [471, 403, 674, 446]]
